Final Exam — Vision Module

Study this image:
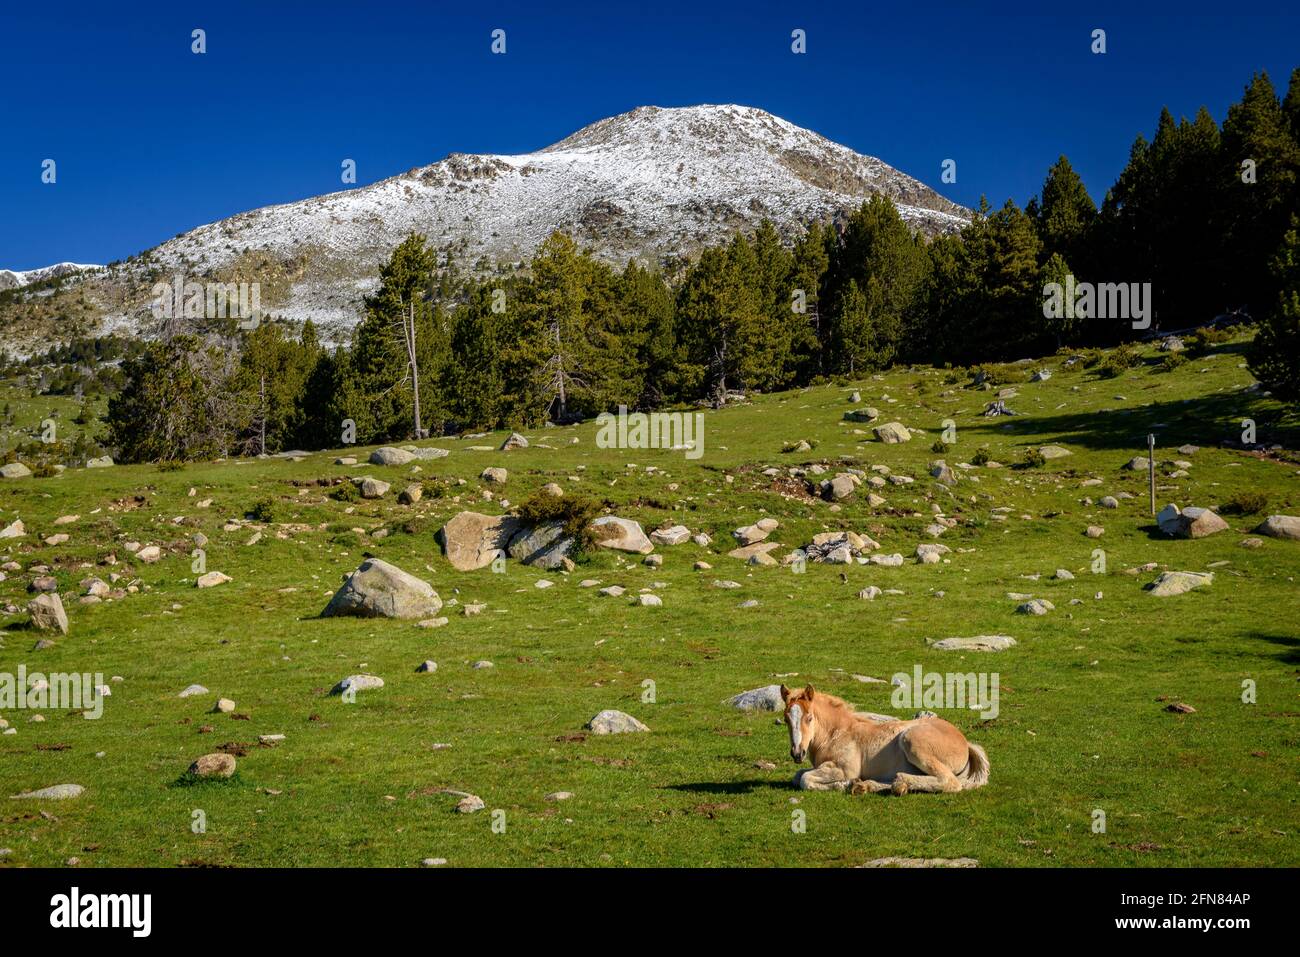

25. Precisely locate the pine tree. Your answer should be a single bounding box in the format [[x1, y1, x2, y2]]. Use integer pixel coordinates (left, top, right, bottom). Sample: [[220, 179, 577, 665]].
[[1037, 252, 1076, 349], [104, 336, 245, 462], [944, 199, 1041, 360], [824, 195, 927, 372], [1093, 131, 1156, 336], [676, 239, 771, 404], [828, 278, 872, 374], [1034, 155, 1097, 270], [617, 261, 686, 406], [1092, 106, 1227, 329], [1284, 67, 1300, 140], [723, 234, 787, 392], [789, 221, 830, 377], [1175, 107, 1229, 316], [350, 234, 444, 441], [505, 232, 636, 424], [443, 282, 507, 430], [293, 346, 347, 449], [1248, 215, 1300, 400], [232, 322, 320, 454], [750, 219, 803, 385], [918, 231, 967, 362], [1220, 72, 1300, 313]]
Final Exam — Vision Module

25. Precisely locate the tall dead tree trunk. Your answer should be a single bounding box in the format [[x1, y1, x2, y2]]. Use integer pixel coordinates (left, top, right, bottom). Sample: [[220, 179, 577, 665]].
[[811, 303, 823, 377], [258, 372, 267, 456], [552, 319, 567, 421], [405, 300, 423, 439]]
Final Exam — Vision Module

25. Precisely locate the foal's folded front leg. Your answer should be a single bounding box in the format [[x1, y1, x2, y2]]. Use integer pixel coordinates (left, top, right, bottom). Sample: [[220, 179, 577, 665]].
[[795, 761, 851, 791]]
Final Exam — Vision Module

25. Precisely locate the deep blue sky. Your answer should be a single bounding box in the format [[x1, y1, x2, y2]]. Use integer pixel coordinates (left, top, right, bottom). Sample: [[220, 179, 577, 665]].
[[1, 1, 1297, 270]]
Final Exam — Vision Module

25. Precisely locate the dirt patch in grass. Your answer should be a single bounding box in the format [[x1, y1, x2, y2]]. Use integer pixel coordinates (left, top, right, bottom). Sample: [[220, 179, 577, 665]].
[[109, 494, 149, 512]]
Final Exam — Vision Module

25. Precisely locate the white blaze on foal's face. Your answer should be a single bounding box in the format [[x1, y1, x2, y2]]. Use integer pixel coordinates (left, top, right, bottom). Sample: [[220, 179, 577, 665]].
[[781, 684, 817, 763], [784, 694, 815, 762]]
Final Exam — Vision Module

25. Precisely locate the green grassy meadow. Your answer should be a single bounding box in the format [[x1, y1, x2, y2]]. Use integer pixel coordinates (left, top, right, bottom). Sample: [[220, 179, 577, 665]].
[[0, 335, 1297, 867]]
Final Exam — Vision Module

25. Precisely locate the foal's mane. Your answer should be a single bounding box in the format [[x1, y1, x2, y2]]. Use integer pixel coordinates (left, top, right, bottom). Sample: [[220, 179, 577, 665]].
[[812, 691, 855, 713]]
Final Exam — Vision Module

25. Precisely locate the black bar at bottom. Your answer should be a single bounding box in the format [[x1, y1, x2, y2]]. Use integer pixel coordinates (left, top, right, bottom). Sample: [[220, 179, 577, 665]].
[[0, 866, 1281, 942]]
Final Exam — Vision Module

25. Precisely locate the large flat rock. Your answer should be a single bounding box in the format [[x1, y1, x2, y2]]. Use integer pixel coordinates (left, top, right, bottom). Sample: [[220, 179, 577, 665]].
[[438, 511, 524, 570], [1255, 514, 1300, 541], [1147, 571, 1213, 597], [930, 635, 1017, 652], [590, 516, 654, 555]]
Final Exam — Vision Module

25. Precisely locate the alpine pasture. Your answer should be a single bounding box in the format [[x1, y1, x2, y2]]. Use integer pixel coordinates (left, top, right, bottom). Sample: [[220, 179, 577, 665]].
[[0, 332, 1297, 868]]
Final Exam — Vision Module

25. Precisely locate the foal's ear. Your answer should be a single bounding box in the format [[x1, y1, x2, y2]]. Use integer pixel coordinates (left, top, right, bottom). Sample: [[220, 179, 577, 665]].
[[779, 684, 791, 704], [804, 683, 816, 701]]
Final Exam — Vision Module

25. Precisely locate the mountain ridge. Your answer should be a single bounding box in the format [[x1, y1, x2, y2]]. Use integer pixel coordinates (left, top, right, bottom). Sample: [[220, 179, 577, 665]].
[[1, 104, 968, 350], [0, 262, 103, 291]]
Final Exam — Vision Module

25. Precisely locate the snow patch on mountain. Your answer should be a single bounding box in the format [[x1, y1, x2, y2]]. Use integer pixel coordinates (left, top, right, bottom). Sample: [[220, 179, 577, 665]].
[[6, 105, 969, 340], [0, 262, 103, 291]]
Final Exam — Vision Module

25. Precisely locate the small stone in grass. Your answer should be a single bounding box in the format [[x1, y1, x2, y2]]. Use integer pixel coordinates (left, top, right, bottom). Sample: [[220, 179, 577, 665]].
[[188, 754, 236, 778]]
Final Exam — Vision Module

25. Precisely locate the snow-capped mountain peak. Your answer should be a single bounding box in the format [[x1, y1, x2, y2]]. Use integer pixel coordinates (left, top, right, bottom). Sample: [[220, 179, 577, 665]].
[[3, 105, 967, 343]]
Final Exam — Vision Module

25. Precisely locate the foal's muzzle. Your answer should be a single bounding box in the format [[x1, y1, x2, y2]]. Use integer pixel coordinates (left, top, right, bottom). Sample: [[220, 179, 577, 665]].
[[790, 746, 806, 762]]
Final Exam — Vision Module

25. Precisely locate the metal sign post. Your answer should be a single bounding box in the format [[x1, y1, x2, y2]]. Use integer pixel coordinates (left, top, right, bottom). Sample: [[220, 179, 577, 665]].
[[1147, 433, 1156, 516]]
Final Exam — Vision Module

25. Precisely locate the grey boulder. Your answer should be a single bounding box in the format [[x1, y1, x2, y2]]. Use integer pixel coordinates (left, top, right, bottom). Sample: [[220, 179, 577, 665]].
[[438, 511, 524, 570], [10, 784, 84, 800], [369, 447, 416, 466], [1157, 504, 1228, 539], [728, 685, 784, 712], [590, 516, 654, 555], [507, 521, 575, 569], [586, 710, 649, 734], [1254, 515, 1300, 541], [1147, 571, 1213, 597], [321, 559, 442, 619], [930, 635, 1017, 652], [873, 422, 911, 444], [28, 593, 68, 635]]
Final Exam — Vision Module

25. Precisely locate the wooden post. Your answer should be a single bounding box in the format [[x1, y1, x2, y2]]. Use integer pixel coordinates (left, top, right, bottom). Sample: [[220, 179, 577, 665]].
[[1147, 433, 1156, 516]]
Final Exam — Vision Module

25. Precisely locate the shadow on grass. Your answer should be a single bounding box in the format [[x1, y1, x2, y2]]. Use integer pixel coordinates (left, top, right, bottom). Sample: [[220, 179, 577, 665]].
[[662, 778, 790, 796], [960, 387, 1298, 453], [168, 771, 245, 789], [1196, 341, 1253, 359], [1248, 632, 1300, 665]]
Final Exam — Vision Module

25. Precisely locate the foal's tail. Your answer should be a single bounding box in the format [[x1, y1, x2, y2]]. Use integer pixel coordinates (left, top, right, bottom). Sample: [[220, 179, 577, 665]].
[[960, 743, 990, 790]]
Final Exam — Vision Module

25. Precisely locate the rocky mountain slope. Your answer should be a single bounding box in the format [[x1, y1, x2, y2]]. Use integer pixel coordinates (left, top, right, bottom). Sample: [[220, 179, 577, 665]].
[[0, 262, 102, 291], [1, 104, 968, 348]]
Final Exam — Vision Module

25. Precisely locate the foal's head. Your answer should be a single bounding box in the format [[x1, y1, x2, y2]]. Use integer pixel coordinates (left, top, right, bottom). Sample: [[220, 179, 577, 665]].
[[781, 684, 818, 763]]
